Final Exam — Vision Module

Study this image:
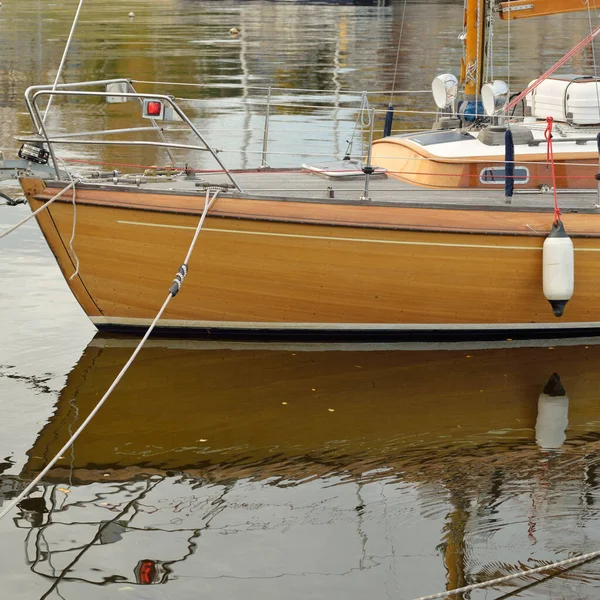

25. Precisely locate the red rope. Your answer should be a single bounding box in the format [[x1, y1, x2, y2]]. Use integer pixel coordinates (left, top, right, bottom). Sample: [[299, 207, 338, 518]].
[[505, 24, 600, 114], [544, 116, 561, 225]]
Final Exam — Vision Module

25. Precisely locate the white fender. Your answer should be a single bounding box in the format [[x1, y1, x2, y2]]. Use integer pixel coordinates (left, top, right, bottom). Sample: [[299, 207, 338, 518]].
[[543, 220, 574, 317]]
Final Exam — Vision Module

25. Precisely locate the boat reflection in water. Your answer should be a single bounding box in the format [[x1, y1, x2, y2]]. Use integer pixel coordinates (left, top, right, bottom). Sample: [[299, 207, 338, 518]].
[[7, 337, 600, 598]]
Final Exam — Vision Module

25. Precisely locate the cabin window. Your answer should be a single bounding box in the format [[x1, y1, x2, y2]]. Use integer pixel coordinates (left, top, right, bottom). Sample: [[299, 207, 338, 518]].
[[479, 166, 529, 184]]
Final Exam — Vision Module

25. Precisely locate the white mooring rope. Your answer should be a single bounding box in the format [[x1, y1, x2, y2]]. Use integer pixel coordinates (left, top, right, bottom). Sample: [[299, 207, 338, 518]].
[[0, 188, 220, 522], [411, 549, 600, 600]]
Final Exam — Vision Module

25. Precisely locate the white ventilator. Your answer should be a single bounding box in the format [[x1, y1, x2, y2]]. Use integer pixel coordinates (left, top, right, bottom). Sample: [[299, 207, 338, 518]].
[[543, 220, 574, 317]]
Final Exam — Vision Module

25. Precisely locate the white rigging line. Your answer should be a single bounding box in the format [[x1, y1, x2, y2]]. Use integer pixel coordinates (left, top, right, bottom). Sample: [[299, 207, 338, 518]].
[[507, 1, 511, 91], [388, 0, 409, 106], [42, 0, 85, 128], [588, 1, 599, 78], [485, 0, 494, 82], [586, 0, 600, 122]]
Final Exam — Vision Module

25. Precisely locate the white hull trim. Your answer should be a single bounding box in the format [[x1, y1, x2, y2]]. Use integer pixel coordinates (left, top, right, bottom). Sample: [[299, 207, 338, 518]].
[[91, 316, 600, 332]]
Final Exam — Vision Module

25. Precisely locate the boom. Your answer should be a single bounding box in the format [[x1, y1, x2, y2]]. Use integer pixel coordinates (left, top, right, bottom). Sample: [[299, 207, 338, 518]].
[[499, 0, 594, 20]]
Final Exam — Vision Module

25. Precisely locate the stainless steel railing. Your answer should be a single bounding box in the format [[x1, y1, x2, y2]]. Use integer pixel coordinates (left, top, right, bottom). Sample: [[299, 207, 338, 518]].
[[23, 79, 242, 191]]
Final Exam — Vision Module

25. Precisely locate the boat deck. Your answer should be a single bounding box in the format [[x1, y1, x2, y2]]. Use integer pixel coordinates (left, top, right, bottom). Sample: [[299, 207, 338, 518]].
[[100, 168, 600, 213]]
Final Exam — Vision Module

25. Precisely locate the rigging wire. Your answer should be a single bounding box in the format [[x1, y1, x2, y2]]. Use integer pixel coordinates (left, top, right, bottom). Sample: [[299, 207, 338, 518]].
[[507, 0, 511, 92], [475, 0, 482, 114], [388, 0, 409, 106], [588, 0, 599, 78], [133, 80, 430, 96], [484, 0, 494, 83], [344, 92, 371, 159], [42, 0, 84, 127], [504, 24, 600, 114], [586, 0, 600, 123]]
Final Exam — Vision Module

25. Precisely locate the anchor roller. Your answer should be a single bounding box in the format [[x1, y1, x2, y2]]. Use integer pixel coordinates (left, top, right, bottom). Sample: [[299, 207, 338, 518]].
[[542, 220, 574, 317]]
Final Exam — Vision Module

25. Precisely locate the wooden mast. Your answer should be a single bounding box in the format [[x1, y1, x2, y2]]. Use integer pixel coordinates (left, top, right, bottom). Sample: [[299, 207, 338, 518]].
[[463, 0, 486, 101], [499, 0, 596, 20]]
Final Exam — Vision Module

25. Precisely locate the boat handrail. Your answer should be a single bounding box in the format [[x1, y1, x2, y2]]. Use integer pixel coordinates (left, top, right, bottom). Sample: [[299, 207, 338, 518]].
[[24, 78, 133, 133], [20, 78, 600, 183], [24, 81, 243, 191]]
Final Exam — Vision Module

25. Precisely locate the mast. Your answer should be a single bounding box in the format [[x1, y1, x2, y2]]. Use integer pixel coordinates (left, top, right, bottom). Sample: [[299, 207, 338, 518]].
[[463, 0, 486, 101], [499, 0, 595, 20]]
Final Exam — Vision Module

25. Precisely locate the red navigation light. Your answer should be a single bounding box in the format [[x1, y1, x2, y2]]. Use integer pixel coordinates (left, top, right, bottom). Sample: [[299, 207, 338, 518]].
[[134, 558, 167, 585], [138, 560, 157, 584], [146, 101, 162, 117]]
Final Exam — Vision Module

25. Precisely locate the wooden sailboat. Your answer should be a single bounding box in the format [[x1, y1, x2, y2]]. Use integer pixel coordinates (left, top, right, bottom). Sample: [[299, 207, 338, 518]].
[[13, 0, 600, 338]]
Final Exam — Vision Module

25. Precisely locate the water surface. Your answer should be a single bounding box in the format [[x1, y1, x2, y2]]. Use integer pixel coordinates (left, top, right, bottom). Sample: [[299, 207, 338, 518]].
[[2, 1, 600, 598]]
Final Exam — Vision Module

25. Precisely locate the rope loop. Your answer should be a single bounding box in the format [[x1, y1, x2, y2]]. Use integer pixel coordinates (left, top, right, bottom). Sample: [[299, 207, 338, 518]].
[[0, 180, 79, 241], [359, 91, 371, 127], [544, 115, 553, 140], [544, 115, 553, 162]]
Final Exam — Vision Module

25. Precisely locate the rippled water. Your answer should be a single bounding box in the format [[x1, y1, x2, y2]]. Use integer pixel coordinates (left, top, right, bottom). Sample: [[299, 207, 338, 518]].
[[3, 1, 600, 598]]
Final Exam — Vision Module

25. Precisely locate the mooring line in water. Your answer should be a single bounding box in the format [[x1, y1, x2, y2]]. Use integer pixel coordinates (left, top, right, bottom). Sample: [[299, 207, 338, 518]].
[[411, 549, 600, 600], [0, 189, 220, 523], [0, 180, 79, 241], [492, 553, 600, 600]]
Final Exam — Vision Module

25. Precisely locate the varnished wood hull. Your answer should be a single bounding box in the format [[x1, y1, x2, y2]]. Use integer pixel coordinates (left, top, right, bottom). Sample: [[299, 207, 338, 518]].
[[20, 177, 600, 337], [371, 136, 598, 190]]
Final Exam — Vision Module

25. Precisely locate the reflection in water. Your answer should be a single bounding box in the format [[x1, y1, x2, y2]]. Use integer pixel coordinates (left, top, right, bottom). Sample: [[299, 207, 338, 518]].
[[3, 1, 600, 597], [2, 338, 600, 598], [536, 374, 569, 451], [1, 1, 595, 169]]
